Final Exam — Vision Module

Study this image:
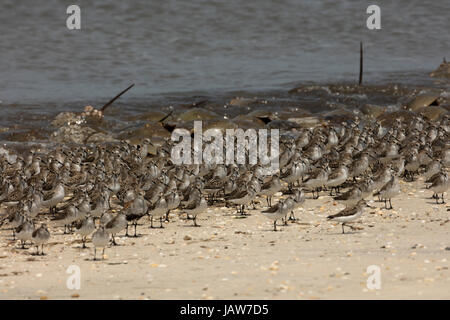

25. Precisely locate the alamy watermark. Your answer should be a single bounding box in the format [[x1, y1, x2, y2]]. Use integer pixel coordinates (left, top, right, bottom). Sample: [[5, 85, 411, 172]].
[[366, 265, 381, 290], [366, 5, 381, 30], [170, 121, 279, 175], [66, 265, 81, 290], [66, 5, 81, 30]]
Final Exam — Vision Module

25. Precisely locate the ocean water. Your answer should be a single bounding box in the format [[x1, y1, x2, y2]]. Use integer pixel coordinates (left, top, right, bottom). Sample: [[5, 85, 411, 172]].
[[0, 0, 448, 105]]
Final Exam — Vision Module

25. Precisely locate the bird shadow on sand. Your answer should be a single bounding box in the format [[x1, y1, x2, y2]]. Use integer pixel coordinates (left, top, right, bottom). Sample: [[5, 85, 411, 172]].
[[180, 224, 202, 228], [326, 231, 360, 235], [424, 201, 446, 205], [84, 257, 107, 262]]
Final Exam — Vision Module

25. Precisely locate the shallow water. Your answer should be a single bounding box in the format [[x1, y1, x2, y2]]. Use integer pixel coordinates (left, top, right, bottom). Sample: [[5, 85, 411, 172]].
[[0, 0, 449, 143]]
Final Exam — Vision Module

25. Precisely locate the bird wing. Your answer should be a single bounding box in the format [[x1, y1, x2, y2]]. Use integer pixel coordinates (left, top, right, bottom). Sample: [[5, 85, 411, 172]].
[[327, 206, 357, 219]]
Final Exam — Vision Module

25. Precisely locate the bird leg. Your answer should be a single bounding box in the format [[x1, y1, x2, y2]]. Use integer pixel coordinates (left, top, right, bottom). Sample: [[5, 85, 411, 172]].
[[150, 216, 154, 228], [289, 210, 296, 221], [160, 217, 164, 228], [165, 210, 170, 222], [111, 234, 117, 246], [193, 216, 200, 227]]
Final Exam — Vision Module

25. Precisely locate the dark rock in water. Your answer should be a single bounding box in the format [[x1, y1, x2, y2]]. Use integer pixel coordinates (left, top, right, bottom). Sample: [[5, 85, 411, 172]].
[[0, 128, 49, 142], [287, 116, 322, 129], [179, 100, 209, 109], [176, 108, 220, 122], [51, 112, 83, 127], [116, 122, 171, 140], [235, 109, 301, 126], [430, 59, 450, 78], [322, 108, 355, 122], [124, 110, 167, 122], [405, 93, 440, 112], [85, 132, 118, 144], [266, 119, 301, 130], [377, 110, 416, 127], [417, 106, 448, 121], [232, 119, 266, 130], [228, 97, 258, 107], [202, 120, 238, 131], [290, 83, 414, 98], [288, 84, 328, 95], [360, 104, 387, 119], [232, 114, 267, 127], [51, 122, 117, 144]]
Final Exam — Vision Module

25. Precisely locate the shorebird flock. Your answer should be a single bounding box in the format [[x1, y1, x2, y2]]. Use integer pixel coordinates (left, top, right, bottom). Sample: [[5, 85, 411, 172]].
[[0, 114, 448, 260]]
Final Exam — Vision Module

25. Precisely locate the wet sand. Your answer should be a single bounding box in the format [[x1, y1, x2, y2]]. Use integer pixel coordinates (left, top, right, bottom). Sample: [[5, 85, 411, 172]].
[[0, 177, 448, 300]]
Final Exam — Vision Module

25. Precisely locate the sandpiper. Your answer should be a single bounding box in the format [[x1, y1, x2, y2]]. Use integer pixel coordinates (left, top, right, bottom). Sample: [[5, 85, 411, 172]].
[[183, 196, 207, 227], [165, 191, 180, 222], [225, 185, 257, 215], [333, 186, 362, 208], [259, 175, 282, 207], [32, 224, 51, 255], [105, 212, 127, 245], [42, 182, 65, 215], [374, 175, 400, 210], [124, 195, 148, 237], [285, 188, 305, 221], [75, 216, 95, 248], [15, 219, 35, 249], [428, 171, 449, 204], [302, 165, 328, 199], [52, 202, 81, 234], [92, 226, 110, 260], [147, 193, 168, 228], [261, 199, 289, 231], [327, 200, 366, 234], [325, 165, 348, 195]]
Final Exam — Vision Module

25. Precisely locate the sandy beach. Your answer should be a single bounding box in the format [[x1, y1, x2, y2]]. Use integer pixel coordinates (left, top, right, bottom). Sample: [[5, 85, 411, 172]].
[[0, 177, 448, 300]]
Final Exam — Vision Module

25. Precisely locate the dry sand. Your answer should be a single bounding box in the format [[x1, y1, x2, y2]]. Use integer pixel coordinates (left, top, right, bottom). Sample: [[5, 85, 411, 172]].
[[0, 177, 449, 300]]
